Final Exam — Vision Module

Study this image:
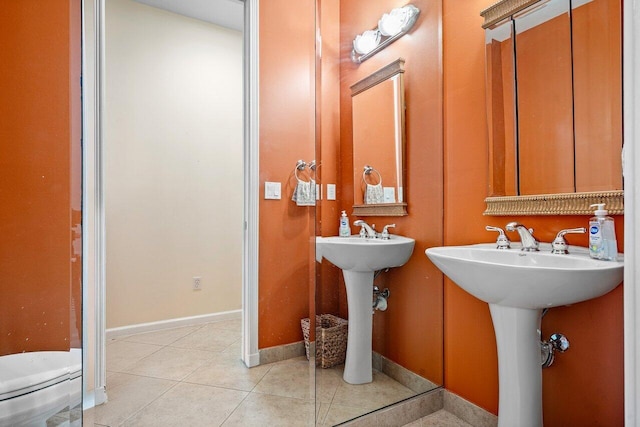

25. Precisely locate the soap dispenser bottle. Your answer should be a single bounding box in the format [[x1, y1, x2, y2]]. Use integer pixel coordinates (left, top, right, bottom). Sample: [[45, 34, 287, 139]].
[[588, 203, 618, 261], [339, 210, 351, 237]]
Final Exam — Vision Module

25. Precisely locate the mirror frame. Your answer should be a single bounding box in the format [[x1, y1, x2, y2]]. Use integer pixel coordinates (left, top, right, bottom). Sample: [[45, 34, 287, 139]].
[[351, 58, 408, 217], [480, 0, 624, 216]]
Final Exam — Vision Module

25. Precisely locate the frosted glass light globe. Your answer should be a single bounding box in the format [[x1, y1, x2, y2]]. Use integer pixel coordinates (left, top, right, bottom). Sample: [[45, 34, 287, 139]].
[[353, 30, 381, 54], [378, 7, 409, 37]]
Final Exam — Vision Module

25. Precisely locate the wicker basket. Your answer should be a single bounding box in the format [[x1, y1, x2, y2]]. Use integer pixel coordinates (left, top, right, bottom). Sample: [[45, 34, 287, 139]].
[[301, 314, 348, 368]]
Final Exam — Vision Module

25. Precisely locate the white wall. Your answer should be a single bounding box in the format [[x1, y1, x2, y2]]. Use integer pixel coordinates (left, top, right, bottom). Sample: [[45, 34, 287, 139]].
[[105, 0, 243, 328]]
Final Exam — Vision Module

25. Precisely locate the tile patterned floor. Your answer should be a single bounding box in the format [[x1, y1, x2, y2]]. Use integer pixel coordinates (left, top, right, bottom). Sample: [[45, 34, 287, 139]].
[[92, 320, 466, 426]]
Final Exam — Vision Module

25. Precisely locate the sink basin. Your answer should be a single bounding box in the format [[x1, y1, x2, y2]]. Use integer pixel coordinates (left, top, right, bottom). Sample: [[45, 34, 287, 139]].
[[316, 235, 415, 272], [316, 234, 415, 384], [425, 243, 623, 309], [426, 243, 623, 427]]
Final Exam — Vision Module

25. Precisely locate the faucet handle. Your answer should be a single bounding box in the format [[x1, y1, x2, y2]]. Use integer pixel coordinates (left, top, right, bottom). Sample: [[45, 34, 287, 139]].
[[381, 224, 396, 240], [551, 227, 586, 254], [486, 226, 511, 249]]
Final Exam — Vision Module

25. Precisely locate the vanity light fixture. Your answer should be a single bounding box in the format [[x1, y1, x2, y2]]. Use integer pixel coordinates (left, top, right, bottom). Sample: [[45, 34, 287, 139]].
[[351, 4, 420, 64]]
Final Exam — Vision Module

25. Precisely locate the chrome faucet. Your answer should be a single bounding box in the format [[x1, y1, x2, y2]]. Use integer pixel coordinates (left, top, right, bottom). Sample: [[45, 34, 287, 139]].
[[505, 222, 539, 251], [354, 220, 377, 238]]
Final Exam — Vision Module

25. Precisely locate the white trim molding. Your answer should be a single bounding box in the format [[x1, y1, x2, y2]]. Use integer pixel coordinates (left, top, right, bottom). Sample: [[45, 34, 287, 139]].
[[81, 0, 107, 409], [106, 310, 241, 340], [242, 0, 260, 368], [624, 0, 640, 424]]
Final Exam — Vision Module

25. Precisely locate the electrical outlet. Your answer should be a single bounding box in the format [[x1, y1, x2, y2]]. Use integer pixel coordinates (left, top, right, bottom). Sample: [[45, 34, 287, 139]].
[[193, 276, 202, 290]]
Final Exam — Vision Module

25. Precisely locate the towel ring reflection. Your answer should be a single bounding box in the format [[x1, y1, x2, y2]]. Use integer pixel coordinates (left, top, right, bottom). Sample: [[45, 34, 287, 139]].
[[363, 165, 382, 185]]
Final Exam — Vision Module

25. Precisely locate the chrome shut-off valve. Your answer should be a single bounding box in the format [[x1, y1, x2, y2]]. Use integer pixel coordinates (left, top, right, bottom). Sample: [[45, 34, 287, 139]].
[[541, 333, 570, 368]]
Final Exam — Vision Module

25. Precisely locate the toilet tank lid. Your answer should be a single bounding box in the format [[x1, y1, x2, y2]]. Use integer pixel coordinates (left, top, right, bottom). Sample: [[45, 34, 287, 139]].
[[0, 349, 81, 401]]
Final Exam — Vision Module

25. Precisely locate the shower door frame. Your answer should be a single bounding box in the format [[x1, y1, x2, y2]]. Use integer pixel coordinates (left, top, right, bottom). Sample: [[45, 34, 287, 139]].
[[81, 0, 260, 407]]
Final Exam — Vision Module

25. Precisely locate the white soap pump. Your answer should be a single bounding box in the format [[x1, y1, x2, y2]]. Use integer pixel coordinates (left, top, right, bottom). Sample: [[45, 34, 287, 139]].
[[588, 203, 618, 261], [339, 210, 351, 237]]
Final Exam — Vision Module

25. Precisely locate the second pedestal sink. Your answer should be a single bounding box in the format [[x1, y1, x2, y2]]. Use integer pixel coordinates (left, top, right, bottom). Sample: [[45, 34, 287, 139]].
[[426, 243, 624, 427], [316, 235, 415, 384]]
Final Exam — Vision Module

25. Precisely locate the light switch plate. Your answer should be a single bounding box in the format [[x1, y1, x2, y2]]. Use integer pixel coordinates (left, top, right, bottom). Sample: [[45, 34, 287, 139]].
[[327, 184, 336, 200], [265, 182, 281, 199]]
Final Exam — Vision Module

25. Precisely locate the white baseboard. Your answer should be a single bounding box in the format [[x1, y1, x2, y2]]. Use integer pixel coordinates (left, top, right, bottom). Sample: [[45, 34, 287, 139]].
[[244, 352, 260, 367], [105, 310, 241, 340]]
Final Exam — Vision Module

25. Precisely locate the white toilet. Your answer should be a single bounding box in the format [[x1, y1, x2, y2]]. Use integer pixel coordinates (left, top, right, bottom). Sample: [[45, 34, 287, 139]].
[[0, 349, 82, 427]]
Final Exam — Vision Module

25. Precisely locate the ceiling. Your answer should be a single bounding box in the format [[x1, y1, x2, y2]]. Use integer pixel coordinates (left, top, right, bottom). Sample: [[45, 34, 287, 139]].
[[134, 0, 244, 31]]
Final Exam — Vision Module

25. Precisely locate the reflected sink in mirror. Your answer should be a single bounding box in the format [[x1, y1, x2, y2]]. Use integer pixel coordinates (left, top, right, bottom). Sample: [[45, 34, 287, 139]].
[[316, 234, 415, 385], [425, 243, 623, 309], [316, 235, 415, 272]]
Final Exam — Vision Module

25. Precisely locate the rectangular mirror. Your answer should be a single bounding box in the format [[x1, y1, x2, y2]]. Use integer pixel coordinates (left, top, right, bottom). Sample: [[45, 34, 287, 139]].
[[351, 59, 407, 216], [481, 0, 623, 215]]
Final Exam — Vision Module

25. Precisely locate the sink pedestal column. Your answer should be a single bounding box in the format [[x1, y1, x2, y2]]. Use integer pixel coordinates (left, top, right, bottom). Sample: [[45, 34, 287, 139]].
[[489, 304, 543, 427], [342, 270, 375, 384]]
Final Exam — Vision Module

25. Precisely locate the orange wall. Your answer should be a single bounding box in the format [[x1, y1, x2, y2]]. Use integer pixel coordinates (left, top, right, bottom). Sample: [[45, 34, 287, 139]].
[[0, 0, 82, 356], [258, 0, 316, 348], [443, 0, 624, 424], [337, 0, 444, 384]]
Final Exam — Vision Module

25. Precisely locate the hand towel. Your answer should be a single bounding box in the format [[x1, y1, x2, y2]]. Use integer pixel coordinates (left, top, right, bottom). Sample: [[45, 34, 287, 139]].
[[292, 179, 316, 206], [365, 182, 384, 204]]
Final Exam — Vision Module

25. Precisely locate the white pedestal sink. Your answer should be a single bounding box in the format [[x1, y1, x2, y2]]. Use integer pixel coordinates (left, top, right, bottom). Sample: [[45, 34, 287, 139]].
[[426, 243, 623, 427], [316, 235, 415, 384]]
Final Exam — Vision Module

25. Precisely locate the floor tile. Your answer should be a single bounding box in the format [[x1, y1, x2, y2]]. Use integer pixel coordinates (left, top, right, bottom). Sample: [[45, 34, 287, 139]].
[[321, 403, 372, 426], [331, 370, 415, 411], [252, 358, 315, 400], [119, 325, 201, 346], [94, 373, 176, 426], [208, 319, 241, 333], [315, 366, 344, 403], [124, 346, 214, 381], [95, 322, 428, 427], [414, 409, 473, 426], [183, 351, 272, 391], [170, 324, 239, 352], [222, 393, 315, 427], [221, 339, 241, 356], [105, 341, 163, 373], [122, 382, 248, 427]]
